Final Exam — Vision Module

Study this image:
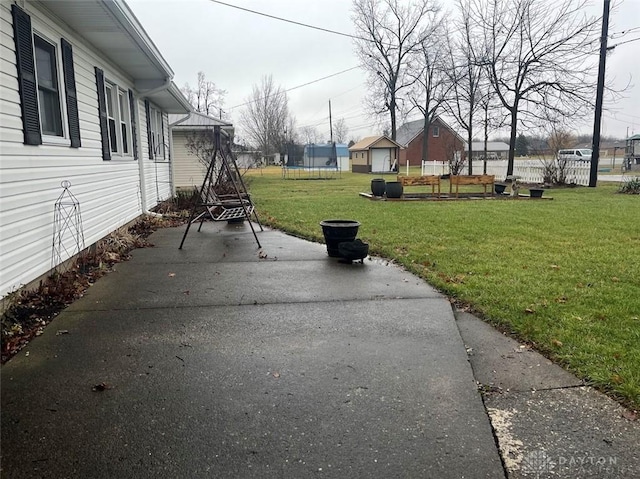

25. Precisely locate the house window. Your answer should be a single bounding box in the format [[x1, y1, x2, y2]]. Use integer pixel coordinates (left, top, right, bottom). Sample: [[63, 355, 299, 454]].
[[34, 35, 63, 137], [432, 126, 440, 138], [12, 5, 81, 146], [105, 84, 117, 152], [103, 82, 132, 157], [118, 90, 131, 154], [149, 107, 165, 160]]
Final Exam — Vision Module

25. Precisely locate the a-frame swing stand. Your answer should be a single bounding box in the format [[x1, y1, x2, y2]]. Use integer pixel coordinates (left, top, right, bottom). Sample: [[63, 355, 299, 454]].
[[179, 126, 263, 249]]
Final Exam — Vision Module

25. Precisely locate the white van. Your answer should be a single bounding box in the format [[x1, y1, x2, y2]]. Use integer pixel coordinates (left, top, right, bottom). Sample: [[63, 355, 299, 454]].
[[557, 149, 592, 162]]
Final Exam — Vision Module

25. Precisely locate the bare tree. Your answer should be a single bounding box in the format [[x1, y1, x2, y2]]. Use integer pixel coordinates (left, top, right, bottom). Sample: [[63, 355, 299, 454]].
[[445, 134, 467, 175], [533, 111, 576, 184], [352, 0, 439, 140], [184, 130, 216, 168], [240, 75, 290, 162], [299, 126, 320, 145], [470, 0, 600, 176], [444, 0, 484, 174], [405, 14, 451, 165], [181, 71, 227, 119], [476, 86, 508, 173], [333, 118, 349, 144]]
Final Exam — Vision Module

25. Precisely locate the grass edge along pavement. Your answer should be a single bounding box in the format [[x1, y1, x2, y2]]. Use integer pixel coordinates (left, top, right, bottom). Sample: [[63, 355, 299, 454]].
[[245, 167, 640, 411]]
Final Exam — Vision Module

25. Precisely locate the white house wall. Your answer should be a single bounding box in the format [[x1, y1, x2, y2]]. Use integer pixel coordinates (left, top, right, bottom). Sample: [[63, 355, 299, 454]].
[[147, 112, 172, 204], [172, 130, 207, 189], [0, 2, 174, 298]]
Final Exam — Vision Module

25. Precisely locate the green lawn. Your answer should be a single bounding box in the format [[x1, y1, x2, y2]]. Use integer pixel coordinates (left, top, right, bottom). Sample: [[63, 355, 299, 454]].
[[246, 168, 640, 409]]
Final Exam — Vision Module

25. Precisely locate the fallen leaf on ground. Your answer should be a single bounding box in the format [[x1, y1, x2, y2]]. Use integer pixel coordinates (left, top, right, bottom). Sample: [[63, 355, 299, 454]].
[[92, 382, 111, 392], [551, 339, 563, 347], [621, 410, 637, 421]]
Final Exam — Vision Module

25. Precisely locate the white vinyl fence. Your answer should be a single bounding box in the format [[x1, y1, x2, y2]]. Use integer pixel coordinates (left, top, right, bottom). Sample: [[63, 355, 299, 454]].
[[420, 159, 591, 185]]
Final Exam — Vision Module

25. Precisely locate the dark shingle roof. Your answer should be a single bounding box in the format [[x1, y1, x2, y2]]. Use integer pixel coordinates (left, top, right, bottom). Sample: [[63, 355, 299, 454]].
[[396, 119, 424, 146]]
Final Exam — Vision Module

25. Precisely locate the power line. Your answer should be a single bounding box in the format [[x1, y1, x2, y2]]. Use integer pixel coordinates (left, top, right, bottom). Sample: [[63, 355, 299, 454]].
[[228, 66, 361, 110], [609, 26, 640, 38], [208, 0, 381, 45], [608, 36, 640, 48]]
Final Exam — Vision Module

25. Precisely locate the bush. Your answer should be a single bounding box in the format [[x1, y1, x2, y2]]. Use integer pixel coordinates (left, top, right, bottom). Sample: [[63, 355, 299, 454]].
[[619, 177, 640, 194]]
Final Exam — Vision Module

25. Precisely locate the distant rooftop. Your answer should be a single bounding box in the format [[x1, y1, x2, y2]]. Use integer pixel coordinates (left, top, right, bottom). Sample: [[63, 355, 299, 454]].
[[169, 111, 232, 129]]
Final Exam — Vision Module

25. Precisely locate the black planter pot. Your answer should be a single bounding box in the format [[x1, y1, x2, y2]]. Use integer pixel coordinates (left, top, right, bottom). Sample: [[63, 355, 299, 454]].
[[371, 178, 386, 197], [385, 181, 403, 199], [495, 183, 507, 195], [529, 188, 544, 198], [320, 219, 361, 257]]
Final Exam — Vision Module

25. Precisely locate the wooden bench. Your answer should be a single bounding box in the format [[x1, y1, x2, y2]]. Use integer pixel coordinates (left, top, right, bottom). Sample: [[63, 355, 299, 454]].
[[397, 175, 441, 197], [449, 175, 495, 198]]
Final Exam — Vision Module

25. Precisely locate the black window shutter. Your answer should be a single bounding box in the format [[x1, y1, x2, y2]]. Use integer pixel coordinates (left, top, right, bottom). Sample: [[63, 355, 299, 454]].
[[128, 90, 138, 161], [61, 38, 80, 148], [144, 99, 153, 160], [11, 4, 41, 145], [94, 67, 110, 160]]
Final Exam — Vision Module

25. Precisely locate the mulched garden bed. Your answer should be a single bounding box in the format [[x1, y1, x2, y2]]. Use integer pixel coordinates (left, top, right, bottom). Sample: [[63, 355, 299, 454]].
[[1, 205, 189, 364]]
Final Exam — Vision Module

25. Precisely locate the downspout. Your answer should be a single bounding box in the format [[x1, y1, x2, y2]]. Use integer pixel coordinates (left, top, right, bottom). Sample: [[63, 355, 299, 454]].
[[138, 77, 171, 217], [133, 92, 148, 215], [168, 122, 176, 196]]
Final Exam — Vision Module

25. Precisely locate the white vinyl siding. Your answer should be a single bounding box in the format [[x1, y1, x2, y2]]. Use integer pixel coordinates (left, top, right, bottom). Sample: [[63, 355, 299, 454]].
[[144, 111, 172, 203], [0, 2, 177, 298], [172, 130, 208, 189]]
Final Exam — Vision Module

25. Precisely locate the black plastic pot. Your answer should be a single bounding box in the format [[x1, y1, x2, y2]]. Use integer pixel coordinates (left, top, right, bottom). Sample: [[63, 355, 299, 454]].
[[495, 183, 507, 195], [529, 188, 544, 198], [385, 181, 403, 198], [320, 219, 361, 257], [371, 178, 386, 197]]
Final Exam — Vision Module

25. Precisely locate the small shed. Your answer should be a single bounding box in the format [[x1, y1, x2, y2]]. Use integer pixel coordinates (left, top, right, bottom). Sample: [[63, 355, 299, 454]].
[[169, 112, 234, 190], [349, 136, 402, 173]]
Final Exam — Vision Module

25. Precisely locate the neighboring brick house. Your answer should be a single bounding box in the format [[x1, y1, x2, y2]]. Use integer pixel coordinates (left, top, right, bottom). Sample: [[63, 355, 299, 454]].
[[397, 117, 466, 166]]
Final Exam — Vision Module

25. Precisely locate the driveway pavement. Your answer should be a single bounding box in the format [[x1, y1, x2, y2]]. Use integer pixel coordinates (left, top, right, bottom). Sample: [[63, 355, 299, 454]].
[[1, 222, 503, 478], [2, 221, 638, 478]]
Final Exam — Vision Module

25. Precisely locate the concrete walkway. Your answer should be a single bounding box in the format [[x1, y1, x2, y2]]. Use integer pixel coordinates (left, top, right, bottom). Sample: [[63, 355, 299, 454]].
[[1, 222, 503, 478], [2, 222, 638, 478]]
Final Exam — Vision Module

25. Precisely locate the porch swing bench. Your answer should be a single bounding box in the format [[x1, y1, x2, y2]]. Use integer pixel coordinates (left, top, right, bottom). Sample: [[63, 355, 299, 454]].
[[192, 194, 254, 223], [179, 125, 263, 249]]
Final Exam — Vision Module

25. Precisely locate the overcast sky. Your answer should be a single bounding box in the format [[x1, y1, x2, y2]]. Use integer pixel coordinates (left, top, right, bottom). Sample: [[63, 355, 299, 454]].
[[127, 0, 640, 142]]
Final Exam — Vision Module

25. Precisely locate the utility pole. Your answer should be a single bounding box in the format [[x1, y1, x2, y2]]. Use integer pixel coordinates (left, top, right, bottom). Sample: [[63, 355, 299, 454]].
[[329, 100, 333, 143], [589, 0, 610, 187]]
